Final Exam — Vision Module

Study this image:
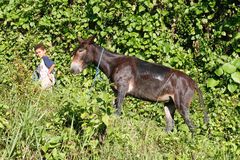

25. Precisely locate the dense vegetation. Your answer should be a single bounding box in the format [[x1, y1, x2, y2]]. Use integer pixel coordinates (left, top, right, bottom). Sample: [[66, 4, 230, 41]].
[[0, 0, 239, 159]]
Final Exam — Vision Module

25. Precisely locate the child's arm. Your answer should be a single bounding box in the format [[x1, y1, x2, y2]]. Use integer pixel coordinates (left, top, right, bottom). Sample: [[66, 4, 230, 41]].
[[48, 64, 55, 75], [42, 56, 55, 75]]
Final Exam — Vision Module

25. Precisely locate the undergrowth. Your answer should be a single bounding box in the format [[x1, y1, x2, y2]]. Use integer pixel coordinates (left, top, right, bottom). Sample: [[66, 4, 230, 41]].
[[0, 80, 239, 159]]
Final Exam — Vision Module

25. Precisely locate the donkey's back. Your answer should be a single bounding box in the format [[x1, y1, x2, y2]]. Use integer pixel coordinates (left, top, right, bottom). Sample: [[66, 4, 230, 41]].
[[118, 57, 195, 102]]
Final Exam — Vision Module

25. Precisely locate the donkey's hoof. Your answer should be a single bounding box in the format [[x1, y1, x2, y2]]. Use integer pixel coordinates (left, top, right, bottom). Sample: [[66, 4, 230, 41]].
[[165, 127, 173, 133], [114, 111, 121, 116]]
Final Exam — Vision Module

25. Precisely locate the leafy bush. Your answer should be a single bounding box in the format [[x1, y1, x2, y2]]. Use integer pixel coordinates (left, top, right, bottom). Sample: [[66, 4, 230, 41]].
[[0, 0, 239, 159]]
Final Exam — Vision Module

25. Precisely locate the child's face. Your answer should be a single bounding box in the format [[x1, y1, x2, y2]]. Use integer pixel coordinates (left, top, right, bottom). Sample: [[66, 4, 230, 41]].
[[35, 48, 46, 58]]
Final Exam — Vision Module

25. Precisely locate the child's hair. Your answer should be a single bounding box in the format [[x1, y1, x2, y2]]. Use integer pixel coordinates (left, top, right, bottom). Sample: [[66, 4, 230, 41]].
[[34, 43, 46, 51]]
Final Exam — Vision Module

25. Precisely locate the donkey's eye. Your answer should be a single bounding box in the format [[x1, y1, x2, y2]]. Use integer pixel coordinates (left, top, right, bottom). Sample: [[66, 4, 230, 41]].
[[78, 49, 85, 52]]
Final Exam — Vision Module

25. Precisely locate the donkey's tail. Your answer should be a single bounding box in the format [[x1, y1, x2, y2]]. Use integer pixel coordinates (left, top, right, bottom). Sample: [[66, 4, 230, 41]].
[[195, 85, 209, 124]]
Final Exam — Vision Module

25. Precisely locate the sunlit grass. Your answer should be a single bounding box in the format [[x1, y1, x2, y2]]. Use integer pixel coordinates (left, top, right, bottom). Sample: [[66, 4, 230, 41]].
[[0, 83, 239, 159]]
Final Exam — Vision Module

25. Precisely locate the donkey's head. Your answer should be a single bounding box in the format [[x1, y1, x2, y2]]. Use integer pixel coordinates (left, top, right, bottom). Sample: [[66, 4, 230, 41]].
[[70, 36, 95, 74]]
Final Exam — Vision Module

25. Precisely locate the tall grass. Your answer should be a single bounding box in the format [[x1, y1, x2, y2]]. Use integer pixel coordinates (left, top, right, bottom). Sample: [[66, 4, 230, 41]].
[[1, 89, 46, 159], [0, 83, 239, 159]]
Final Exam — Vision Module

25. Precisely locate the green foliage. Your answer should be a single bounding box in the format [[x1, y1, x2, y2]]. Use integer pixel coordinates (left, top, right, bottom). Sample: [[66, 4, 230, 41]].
[[0, 0, 239, 159], [0, 85, 239, 159]]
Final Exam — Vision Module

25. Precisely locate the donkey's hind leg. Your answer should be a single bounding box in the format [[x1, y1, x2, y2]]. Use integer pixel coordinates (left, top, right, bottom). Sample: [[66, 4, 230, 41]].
[[180, 106, 195, 133], [175, 92, 195, 133], [181, 90, 195, 133], [164, 100, 176, 133]]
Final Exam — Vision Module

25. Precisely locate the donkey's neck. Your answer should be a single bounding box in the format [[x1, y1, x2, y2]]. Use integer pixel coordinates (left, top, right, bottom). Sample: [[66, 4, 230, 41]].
[[91, 45, 118, 77]]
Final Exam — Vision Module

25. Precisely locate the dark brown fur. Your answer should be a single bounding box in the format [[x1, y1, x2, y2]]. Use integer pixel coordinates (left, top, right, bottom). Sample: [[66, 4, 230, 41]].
[[70, 36, 209, 133]]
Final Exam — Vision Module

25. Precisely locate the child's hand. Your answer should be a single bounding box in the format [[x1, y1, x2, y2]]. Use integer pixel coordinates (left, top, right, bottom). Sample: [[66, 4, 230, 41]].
[[48, 73, 53, 82]]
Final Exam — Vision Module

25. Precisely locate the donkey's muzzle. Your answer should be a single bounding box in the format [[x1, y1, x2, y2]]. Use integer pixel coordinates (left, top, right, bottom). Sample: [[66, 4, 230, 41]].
[[70, 62, 82, 74]]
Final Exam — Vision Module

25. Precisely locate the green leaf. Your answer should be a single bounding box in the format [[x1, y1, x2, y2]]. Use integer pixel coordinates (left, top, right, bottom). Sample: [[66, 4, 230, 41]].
[[207, 78, 219, 88], [178, 124, 189, 132], [195, 9, 202, 15], [52, 148, 59, 159], [222, 63, 236, 74], [22, 24, 29, 30], [202, 18, 208, 24], [163, 43, 170, 53], [221, 31, 226, 36], [139, 5, 145, 12], [100, 31, 107, 37], [81, 112, 89, 119], [227, 84, 238, 93], [0, 122, 4, 129], [232, 58, 240, 69], [207, 14, 214, 20], [215, 67, 223, 76], [49, 136, 62, 145], [0, 11, 3, 19], [231, 72, 240, 84], [41, 144, 49, 153], [93, 6, 100, 14], [102, 114, 109, 126], [144, 1, 154, 8]]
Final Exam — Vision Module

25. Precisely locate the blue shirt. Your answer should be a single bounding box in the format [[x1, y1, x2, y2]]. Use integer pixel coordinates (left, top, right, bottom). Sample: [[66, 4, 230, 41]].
[[42, 56, 54, 69]]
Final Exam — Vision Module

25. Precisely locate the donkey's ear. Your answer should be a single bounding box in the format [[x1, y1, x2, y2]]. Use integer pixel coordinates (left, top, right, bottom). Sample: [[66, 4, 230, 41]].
[[77, 37, 83, 43], [78, 37, 87, 48], [87, 35, 96, 44]]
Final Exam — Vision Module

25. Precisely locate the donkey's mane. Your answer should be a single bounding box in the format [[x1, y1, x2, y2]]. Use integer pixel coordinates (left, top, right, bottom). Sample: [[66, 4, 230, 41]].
[[93, 44, 123, 58]]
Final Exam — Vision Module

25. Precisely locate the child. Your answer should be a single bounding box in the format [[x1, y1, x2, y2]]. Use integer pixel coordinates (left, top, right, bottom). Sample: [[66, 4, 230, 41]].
[[34, 43, 56, 89]]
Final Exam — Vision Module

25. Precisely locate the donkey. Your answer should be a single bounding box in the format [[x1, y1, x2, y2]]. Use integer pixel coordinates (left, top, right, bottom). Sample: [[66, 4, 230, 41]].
[[70, 36, 209, 133]]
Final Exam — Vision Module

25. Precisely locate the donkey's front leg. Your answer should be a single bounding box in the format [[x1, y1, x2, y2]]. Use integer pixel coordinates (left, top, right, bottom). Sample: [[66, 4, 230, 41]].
[[114, 86, 128, 115], [164, 101, 176, 133], [113, 65, 133, 115]]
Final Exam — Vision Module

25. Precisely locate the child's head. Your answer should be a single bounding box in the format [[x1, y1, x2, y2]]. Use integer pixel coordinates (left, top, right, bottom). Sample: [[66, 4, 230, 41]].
[[35, 43, 46, 58]]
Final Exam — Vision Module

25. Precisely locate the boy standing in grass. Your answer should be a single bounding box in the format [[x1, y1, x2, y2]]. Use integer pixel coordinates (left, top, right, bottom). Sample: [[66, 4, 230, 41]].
[[34, 43, 56, 89]]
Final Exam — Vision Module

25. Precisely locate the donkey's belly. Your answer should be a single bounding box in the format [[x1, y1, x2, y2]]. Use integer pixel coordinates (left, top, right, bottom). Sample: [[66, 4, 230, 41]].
[[130, 90, 172, 103], [128, 78, 170, 102]]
